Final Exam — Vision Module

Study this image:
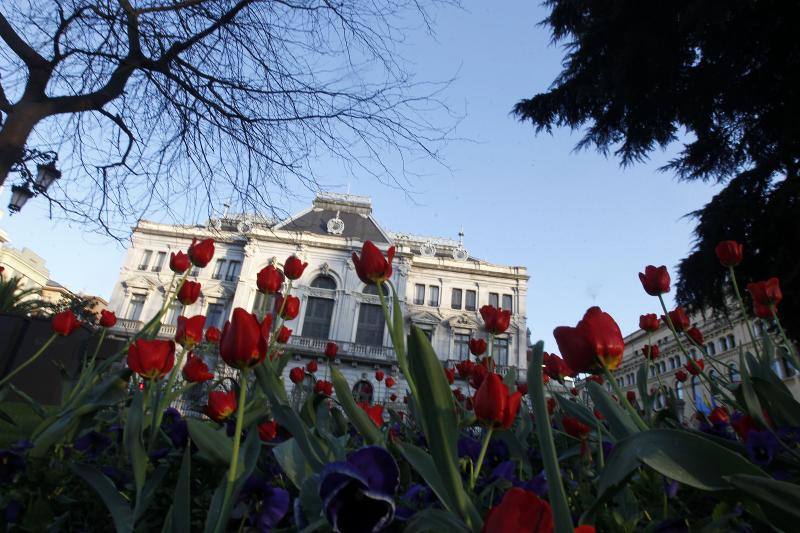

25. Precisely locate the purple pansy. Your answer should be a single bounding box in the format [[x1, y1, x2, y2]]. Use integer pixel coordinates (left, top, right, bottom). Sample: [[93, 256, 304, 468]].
[[516, 470, 548, 497], [73, 430, 112, 459], [257, 486, 291, 531], [458, 436, 481, 461], [319, 446, 399, 532], [746, 430, 780, 466]]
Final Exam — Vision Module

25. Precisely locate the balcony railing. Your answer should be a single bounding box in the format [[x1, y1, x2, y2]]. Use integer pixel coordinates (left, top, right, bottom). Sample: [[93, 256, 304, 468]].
[[287, 336, 396, 362], [111, 318, 176, 338]]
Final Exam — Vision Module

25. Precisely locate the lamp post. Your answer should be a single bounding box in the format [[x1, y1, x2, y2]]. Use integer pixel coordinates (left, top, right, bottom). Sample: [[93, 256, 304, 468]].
[[6, 150, 60, 214]]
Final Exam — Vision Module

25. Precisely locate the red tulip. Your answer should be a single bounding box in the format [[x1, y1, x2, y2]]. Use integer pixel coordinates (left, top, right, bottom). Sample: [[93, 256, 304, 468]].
[[626, 390, 637, 403], [562, 416, 590, 440], [662, 307, 690, 332], [469, 362, 489, 389], [351, 241, 395, 285], [385, 376, 395, 388], [586, 374, 604, 385], [52, 310, 81, 336], [570, 387, 578, 396], [747, 278, 782, 316], [274, 295, 300, 320], [177, 280, 201, 305], [685, 359, 705, 376], [170, 251, 191, 273], [686, 326, 704, 345], [257, 265, 284, 294], [553, 306, 624, 374], [480, 305, 511, 335], [543, 353, 573, 381], [289, 367, 305, 384], [306, 360, 318, 373], [205, 327, 221, 343], [638, 265, 671, 296], [205, 390, 236, 423], [219, 308, 271, 369], [0, 266, 4, 277], [709, 406, 730, 425], [390, 393, 397, 402], [283, 256, 308, 280], [516, 383, 528, 395], [99, 309, 117, 328], [314, 380, 333, 396], [444, 367, 455, 384], [639, 313, 660, 332], [675, 369, 688, 382], [482, 487, 553, 533], [594, 408, 605, 421], [375, 370, 385, 381], [258, 420, 278, 442], [187, 238, 215, 267], [456, 360, 475, 379], [474, 373, 522, 429], [175, 315, 205, 348], [127, 339, 175, 380], [276, 326, 291, 343], [641, 344, 659, 361], [182, 353, 214, 383], [469, 338, 487, 356], [732, 413, 758, 440], [546, 397, 556, 415], [325, 341, 338, 360], [358, 402, 384, 427], [715, 240, 744, 267]]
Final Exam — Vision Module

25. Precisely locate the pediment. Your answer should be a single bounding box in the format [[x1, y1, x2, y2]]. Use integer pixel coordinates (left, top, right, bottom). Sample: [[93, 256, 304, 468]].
[[446, 314, 480, 330], [202, 282, 236, 299], [409, 311, 442, 326], [122, 275, 159, 290]]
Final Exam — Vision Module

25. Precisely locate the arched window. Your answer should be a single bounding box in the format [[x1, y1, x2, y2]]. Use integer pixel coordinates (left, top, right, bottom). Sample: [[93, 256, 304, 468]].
[[675, 379, 684, 400], [302, 276, 337, 339], [729, 363, 740, 382], [352, 380, 374, 404], [356, 285, 386, 346], [691, 375, 700, 400], [709, 369, 719, 382]]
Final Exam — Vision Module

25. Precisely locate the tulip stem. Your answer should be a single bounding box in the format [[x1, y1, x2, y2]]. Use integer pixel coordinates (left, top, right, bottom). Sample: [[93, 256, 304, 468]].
[[728, 265, 762, 359], [603, 367, 649, 431], [0, 333, 57, 389], [216, 368, 249, 533], [149, 348, 187, 450], [470, 426, 493, 490], [656, 295, 690, 360]]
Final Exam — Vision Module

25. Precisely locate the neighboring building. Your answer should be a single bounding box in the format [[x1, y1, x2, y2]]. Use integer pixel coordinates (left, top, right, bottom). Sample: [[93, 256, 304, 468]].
[[107, 193, 529, 405], [584, 308, 800, 421]]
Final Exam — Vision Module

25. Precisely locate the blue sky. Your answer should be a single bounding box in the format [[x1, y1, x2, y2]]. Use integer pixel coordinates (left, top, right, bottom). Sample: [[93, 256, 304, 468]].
[[0, 1, 721, 350]]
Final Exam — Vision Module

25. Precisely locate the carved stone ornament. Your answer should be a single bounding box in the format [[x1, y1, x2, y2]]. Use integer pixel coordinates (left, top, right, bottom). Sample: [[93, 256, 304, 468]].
[[244, 241, 259, 257], [452, 245, 468, 261], [210, 218, 223, 231], [237, 219, 254, 234], [327, 216, 345, 235], [320, 262, 331, 276], [420, 240, 437, 257]]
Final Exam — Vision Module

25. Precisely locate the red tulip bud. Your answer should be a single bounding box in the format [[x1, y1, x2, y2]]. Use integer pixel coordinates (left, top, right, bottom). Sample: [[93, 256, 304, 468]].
[[99, 309, 117, 328], [638, 265, 671, 296], [170, 251, 191, 273], [52, 310, 81, 336], [283, 256, 308, 280], [187, 238, 215, 267]]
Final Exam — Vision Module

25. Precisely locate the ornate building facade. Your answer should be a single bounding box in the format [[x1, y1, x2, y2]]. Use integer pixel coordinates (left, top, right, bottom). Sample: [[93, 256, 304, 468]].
[[107, 194, 529, 407]]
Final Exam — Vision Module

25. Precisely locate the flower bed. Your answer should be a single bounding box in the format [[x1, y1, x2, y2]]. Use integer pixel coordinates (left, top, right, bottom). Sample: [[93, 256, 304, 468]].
[[0, 239, 798, 532]]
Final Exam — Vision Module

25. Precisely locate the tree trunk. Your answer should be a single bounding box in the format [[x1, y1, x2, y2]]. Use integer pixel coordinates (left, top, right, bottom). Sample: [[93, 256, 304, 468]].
[[0, 105, 45, 187]]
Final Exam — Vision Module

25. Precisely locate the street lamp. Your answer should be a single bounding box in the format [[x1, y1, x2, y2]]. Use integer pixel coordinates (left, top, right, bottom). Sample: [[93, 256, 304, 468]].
[[6, 150, 60, 214]]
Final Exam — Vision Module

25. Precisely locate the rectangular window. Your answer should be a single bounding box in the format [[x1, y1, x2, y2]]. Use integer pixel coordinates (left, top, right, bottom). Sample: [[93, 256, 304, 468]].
[[190, 265, 201, 277], [422, 328, 434, 341], [728, 334, 736, 348], [126, 294, 146, 321], [356, 303, 385, 346], [302, 297, 335, 339], [428, 286, 440, 307], [451, 288, 463, 309], [151, 251, 167, 272], [225, 260, 241, 282], [414, 284, 425, 305], [138, 250, 153, 271], [165, 301, 184, 326], [252, 292, 276, 321], [454, 333, 470, 360], [465, 290, 477, 311], [493, 337, 509, 366], [206, 303, 226, 329], [488, 292, 499, 308], [212, 259, 226, 280], [719, 338, 728, 352], [502, 294, 513, 312], [706, 342, 716, 356]]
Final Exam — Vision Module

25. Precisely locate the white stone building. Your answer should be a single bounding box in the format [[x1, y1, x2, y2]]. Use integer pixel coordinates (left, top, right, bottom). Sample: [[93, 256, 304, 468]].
[[107, 193, 529, 406]]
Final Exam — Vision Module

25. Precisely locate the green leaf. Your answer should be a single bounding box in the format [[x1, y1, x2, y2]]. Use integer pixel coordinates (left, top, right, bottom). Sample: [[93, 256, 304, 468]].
[[331, 366, 383, 445], [6, 383, 47, 419], [299, 473, 324, 523], [751, 377, 800, 427], [0, 406, 17, 425], [403, 509, 470, 533], [395, 442, 453, 513], [134, 464, 169, 522], [273, 437, 314, 489], [389, 280, 407, 367], [636, 364, 650, 414], [739, 351, 770, 430], [186, 419, 232, 465], [171, 447, 192, 533], [624, 428, 766, 491], [203, 430, 260, 533], [725, 474, 800, 532], [406, 326, 481, 530], [586, 381, 638, 439], [31, 401, 112, 457], [124, 389, 147, 500], [69, 463, 133, 533], [502, 367, 517, 389]]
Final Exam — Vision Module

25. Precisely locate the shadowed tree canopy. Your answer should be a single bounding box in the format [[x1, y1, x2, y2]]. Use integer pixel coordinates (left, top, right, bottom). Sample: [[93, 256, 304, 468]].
[[0, 0, 456, 235], [513, 0, 800, 341]]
